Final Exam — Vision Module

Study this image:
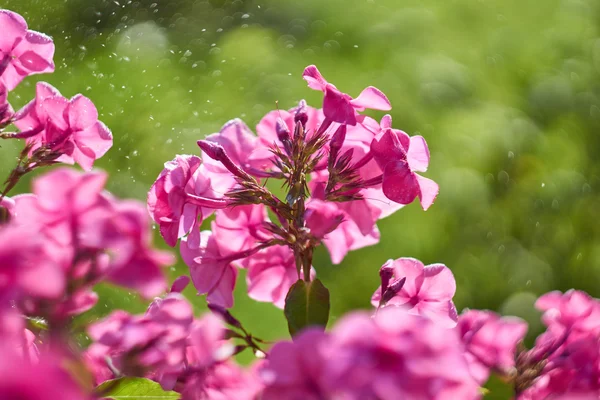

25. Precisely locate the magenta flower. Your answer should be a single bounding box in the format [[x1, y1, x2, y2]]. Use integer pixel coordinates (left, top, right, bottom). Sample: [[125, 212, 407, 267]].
[[304, 199, 344, 239], [0, 346, 90, 400], [212, 204, 270, 258], [87, 292, 194, 382], [302, 65, 391, 126], [536, 289, 600, 334], [180, 232, 238, 308], [13, 82, 112, 170], [327, 308, 479, 400], [246, 245, 315, 308], [201, 118, 270, 190], [0, 10, 55, 91], [458, 309, 528, 384], [260, 328, 333, 400], [369, 126, 439, 210], [148, 154, 227, 248], [371, 257, 458, 327]]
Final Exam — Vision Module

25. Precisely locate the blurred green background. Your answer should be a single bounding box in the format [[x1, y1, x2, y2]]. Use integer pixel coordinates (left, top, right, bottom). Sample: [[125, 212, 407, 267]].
[[3, 0, 600, 376]]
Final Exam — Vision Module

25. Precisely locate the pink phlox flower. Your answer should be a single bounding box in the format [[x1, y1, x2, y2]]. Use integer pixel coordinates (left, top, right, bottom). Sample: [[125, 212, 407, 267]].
[[370, 257, 458, 328], [369, 119, 438, 210], [180, 232, 238, 308], [13, 82, 112, 170], [457, 309, 528, 384], [326, 308, 480, 400], [148, 154, 225, 248], [182, 361, 262, 400], [302, 65, 391, 126], [260, 328, 334, 400], [536, 290, 600, 336], [245, 245, 315, 309], [0, 10, 55, 91]]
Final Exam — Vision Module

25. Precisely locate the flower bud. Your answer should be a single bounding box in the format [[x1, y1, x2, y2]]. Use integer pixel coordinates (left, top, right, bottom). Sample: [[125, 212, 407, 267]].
[[294, 99, 308, 128], [381, 277, 406, 305]]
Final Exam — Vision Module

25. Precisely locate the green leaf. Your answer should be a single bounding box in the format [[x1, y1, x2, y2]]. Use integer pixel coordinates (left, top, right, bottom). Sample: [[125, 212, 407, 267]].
[[284, 278, 330, 336], [95, 377, 180, 399]]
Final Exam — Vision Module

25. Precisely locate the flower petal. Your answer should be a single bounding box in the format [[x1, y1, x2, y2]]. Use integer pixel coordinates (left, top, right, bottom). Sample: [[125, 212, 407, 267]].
[[415, 174, 439, 211], [407, 135, 430, 172], [350, 86, 392, 111], [382, 160, 420, 205], [302, 65, 328, 91]]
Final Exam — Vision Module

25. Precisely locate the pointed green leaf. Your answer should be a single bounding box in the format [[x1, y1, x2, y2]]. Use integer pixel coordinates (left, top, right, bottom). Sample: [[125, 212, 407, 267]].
[[284, 278, 330, 336], [95, 377, 180, 399]]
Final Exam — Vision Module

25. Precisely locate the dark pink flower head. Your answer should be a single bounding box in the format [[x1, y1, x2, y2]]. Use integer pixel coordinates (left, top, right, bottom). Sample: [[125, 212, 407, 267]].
[[148, 154, 227, 248], [0, 10, 55, 91], [260, 328, 334, 400], [457, 309, 528, 384], [212, 204, 270, 258], [202, 119, 269, 191], [245, 245, 315, 309], [369, 126, 438, 210], [0, 345, 90, 400], [302, 65, 391, 126], [180, 231, 238, 308], [370, 257, 458, 328], [14, 82, 112, 170], [326, 308, 480, 400]]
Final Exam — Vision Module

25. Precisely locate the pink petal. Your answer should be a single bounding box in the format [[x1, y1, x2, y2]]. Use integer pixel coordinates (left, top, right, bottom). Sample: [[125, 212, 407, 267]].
[[407, 135, 430, 172], [68, 95, 99, 131], [302, 65, 328, 91], [16, 50, 52, 73], [323, 86, 356, 125], [207, 265, 237, 308], [417, 300, 458, 328], [72, 121, 113, 170], [420, 264, 456, 301], [370, 129, 408, 170], [382, 161, 420, 205], [379, 114, 392, 129], [350, 86, 392, 111], [0, 11, 27, 51], [391, 258, 425, 297], [41, 96, 69, 131], [415, 174, 439, 211]]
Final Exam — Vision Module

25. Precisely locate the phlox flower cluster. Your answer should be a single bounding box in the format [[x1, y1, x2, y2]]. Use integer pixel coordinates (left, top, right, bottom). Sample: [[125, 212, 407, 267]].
[[1, 8, 600, 400]]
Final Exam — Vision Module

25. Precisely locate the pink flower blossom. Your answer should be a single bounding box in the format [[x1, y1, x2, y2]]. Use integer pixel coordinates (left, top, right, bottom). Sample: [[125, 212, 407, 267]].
[[304, 199, 344, 239], [180, 232, 238, 308], [148, 154, 227, 248], [212, 204, 270, 258], [327, 308, 480, 400], [245, 245, 315, 309], [536, 289, 600, 335], [87, 292, 194, 382], [0, 10, 55, 91], [260, 328, 334, 400], [0, 346, 89, 400], [13, 82, 112, 170], [457, 309, 527, 384], [302, 65, 391, 126], [371, 257, 458, 327], [369, 126, 438, 210], [255, 103, 324, 151]]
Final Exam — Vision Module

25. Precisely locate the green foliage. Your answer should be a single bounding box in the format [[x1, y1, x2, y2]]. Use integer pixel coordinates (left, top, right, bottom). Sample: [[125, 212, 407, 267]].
[[284, 279, 330, 336], [96, 377, 179, 399]]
